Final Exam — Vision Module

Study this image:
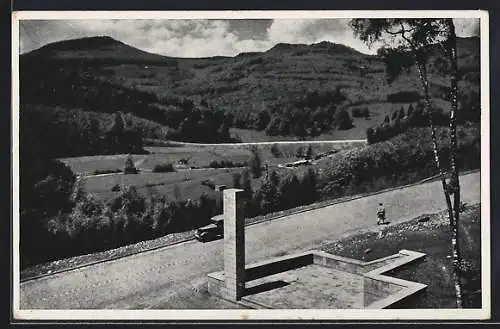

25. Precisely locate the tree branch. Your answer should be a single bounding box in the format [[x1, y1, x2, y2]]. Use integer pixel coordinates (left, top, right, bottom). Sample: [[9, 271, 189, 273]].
[[399, 22, 418, 53], [384, 27, 403, 36]]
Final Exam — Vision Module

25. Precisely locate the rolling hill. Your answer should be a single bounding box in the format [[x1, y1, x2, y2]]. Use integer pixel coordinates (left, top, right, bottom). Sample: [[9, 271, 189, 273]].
[[19, 35, 480, 151]]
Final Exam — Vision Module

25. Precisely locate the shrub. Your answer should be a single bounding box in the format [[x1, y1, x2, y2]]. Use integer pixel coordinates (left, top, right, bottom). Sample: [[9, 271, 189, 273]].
[[335, 109, 354, 130], [153, 163, 176, 172], [270, 143, 281, 157], [232, 172, 242, 188], [295, 146, 304, 158], [110, 185, 146, 215], [124, 155, 138, 174], [94, 169, 122, 175], [352, 107, 370, 118], [24, 159, 76, 217], [392, 110, 399, 120], [249, 147, 262, 178], [241, 169, 253, 196], [399, 107, 406, 119], [111, 184, 121, 192], [74, 193, 105, 218], [305, 145, 313, 160], [208, 160, 247, 168], [366, 127, 376, 144], [352, 108, 362, 117], [209, 160, 219, 168]]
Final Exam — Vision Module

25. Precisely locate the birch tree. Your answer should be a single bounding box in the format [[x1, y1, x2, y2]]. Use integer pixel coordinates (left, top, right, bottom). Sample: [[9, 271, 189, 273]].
[[350, 18, 465, 307]]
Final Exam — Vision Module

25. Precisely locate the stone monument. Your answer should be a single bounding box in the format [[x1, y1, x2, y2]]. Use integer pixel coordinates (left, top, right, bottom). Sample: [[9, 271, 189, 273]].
[[222, 188, 246, 301]]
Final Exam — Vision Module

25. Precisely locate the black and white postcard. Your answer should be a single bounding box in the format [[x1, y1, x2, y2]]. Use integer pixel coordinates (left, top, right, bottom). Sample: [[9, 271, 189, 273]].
[[11, 10, 490, 320]]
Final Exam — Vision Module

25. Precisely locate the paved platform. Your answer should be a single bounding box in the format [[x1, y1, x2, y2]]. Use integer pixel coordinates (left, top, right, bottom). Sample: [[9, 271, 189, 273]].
[[208, 249, 427, 309], [243, 264, 364, 309]]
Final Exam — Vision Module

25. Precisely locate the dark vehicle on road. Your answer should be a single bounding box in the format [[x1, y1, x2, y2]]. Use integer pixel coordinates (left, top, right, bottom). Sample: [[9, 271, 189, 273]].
[[194, 215, 224, 242]]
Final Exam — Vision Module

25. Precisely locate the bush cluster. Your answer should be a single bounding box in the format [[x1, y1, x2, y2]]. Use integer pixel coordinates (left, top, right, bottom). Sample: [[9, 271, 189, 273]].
[[242, 168, 319, 218], [20, 186, 220, 268], [366, 102, 449, 144], [123, 155, 139, 174], [270, 144, 281, 157], [93, 169, 122, 175], [152, 163, 176, 173], [208, 160, 247, 169], [351, 107, 370, 118], [320, 126, 480, 200]]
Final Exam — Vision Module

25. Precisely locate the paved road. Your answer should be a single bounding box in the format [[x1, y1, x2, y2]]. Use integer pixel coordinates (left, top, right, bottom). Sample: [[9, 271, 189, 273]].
[[164, 139, 367, 147], [19, 172, 481, 309]]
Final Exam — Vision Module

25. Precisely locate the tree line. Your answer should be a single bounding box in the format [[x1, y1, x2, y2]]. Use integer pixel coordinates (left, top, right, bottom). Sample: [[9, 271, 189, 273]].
[[232, 167, 319, 219], [21, 181, 221, 268], [233, 88, 353, 137], [21, 61, 236, 146], [320, 125, 479, 200], [366, 89, 480, 145]]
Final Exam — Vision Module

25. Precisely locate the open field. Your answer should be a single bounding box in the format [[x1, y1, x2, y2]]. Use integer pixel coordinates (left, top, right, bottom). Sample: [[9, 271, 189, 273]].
[[58, 154, 135, 176], [60, 141, 363, 175], [83, 168, 243, 201], [60, 140, 366, 202]]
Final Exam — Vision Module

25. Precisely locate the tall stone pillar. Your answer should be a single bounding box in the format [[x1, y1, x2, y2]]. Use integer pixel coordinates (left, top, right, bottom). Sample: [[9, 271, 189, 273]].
[[223, 188, 246, 301]]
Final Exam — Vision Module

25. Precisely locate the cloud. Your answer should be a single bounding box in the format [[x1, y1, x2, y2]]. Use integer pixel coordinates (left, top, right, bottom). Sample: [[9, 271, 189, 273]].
[[19, 17, 481, 57], [20, 19, 274, 57], [454, 18, 480, 37], [267, 19, 375, 54]]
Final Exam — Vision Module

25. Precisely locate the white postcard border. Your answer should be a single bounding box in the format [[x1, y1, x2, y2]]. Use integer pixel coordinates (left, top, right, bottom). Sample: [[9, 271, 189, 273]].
[[11, 9, 491, 321]]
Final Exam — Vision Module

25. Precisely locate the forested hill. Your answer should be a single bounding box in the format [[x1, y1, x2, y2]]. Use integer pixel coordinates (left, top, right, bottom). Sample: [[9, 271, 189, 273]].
[[21, 35, 174, 64], [20, 35, 480, 155]]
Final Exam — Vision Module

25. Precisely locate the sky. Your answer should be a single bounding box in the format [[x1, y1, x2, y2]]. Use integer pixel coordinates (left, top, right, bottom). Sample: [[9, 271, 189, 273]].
[[19, 18, 480, 58]]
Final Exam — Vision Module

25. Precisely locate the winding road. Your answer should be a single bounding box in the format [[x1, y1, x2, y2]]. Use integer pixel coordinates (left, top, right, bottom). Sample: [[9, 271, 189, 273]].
[[19, 172, 481, 309]]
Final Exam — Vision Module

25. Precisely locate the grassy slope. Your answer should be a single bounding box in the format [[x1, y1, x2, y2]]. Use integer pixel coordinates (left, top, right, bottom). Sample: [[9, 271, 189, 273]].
[[61, 142, 356, 202], [321, 204, 481, 308]]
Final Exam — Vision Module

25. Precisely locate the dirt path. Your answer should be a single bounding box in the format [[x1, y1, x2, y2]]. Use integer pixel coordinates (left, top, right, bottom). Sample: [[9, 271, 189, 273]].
[[163, 140, 367, 147], [19, 172, 481, 309]]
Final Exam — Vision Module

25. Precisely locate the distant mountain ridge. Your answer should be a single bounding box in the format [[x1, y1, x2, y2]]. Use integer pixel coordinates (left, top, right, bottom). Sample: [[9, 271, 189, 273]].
[[22, 36, 174, 64], [19, 34, 480, 150], [22, 35, 370, 61]]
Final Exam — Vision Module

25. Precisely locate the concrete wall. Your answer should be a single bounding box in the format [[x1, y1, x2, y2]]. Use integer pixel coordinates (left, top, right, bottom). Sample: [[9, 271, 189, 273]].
[[208, 239, 427, 309], [246, 253, 313, 282], [312, 251, 366, 275]]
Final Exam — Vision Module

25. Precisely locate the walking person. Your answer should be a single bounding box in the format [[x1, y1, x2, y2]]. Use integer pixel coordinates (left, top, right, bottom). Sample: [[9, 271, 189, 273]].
[[376, 203, 386, 225]]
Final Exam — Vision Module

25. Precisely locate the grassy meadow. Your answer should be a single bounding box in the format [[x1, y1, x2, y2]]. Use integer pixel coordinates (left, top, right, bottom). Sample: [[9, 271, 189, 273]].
[[59, 141, 365, 203]]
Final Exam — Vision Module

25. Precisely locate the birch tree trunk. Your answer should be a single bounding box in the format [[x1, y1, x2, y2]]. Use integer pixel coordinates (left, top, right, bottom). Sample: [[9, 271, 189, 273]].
[[444, 18, 464, 308], [414, 61, 454, 224]]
